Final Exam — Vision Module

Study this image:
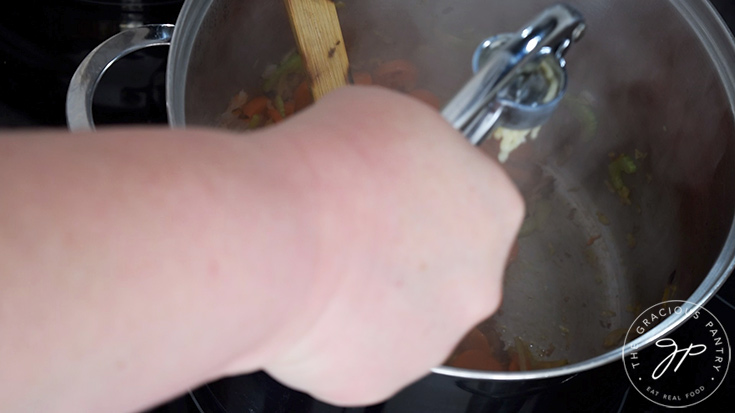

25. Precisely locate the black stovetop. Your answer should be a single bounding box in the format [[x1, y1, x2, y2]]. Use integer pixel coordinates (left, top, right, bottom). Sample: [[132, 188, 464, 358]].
[[1, 1, 734, 412]]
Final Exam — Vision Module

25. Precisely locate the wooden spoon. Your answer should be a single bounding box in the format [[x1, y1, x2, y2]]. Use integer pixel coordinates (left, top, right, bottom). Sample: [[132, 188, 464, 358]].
[[283, 0, 350, 101]]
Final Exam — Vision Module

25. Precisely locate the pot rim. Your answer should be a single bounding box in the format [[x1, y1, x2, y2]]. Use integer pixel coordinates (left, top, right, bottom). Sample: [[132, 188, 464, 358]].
[[166, 0, 213, 127], [165, 0, 735, 381]]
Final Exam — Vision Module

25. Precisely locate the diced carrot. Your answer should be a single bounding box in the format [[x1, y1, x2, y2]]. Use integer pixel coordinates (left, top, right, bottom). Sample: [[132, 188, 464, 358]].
[[352, 71, 373, 85], [483, 325, 505, 355], [454, 328, 492, 355], [268, 108, 284, 123], [284, 100, 296, 117], [372, 59, 418, 92], [507, 241, 519, 265], [508, 352, 520, 372], [450, 349, 504, 371], [409, 89, 441, 109], [587, 234, 602, 246], [242, 96, 270, 118], [294, 81, 313, 112]]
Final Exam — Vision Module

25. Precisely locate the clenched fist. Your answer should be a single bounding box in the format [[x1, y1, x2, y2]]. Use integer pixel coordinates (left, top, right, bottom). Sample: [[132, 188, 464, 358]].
[[249, 86, 524, 405]]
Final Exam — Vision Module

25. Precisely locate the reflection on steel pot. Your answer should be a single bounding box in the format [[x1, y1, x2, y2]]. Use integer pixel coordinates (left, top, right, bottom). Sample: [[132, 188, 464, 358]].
[[68, 0, 735, 384]]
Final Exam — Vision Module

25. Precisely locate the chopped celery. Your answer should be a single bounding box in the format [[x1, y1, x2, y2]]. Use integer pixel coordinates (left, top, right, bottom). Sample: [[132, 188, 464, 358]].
[[275, 95, 286, 118], [263, 52, 304, 92], [248, 114, 263, 129], [608, 154, 637, 204]]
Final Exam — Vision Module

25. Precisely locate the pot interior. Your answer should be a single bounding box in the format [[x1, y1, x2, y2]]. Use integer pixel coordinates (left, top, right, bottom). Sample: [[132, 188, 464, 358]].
[[178, 0, 735, 374]]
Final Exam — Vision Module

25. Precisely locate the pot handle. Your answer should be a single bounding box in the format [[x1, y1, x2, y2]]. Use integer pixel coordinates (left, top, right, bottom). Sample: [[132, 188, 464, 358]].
[[66, 24, 175, 132]]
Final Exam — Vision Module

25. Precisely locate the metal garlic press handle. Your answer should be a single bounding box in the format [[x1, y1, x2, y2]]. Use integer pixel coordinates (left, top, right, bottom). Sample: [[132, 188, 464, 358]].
[[441, 4, 586, 146]]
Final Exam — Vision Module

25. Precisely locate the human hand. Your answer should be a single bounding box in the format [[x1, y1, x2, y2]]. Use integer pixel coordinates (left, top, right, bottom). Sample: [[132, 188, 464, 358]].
[[244, 86, 524, 406]]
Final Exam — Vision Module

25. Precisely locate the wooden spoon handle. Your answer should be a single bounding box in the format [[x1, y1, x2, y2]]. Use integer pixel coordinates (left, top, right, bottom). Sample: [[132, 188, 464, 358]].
[[284, 0, 350, 100]]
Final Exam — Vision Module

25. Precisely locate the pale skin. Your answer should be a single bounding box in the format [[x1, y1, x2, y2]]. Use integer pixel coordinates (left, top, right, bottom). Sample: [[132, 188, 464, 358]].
[[0, 87, 523, 412]]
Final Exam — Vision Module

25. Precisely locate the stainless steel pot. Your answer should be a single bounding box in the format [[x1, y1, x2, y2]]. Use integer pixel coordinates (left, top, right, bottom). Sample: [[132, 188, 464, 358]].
[[67, 0, 735, 381]]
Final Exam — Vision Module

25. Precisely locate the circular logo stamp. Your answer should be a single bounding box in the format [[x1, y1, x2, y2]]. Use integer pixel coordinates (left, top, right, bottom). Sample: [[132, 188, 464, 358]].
[[622, 300, 731, 408]]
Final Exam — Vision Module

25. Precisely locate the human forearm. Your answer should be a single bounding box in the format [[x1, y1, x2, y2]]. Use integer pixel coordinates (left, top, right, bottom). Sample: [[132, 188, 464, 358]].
[[0, 86, 523, 411], [0, 127, 321, 412]]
